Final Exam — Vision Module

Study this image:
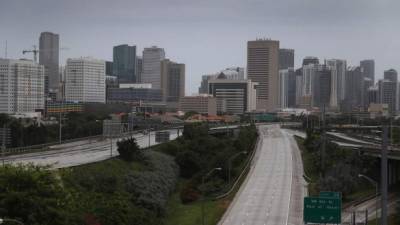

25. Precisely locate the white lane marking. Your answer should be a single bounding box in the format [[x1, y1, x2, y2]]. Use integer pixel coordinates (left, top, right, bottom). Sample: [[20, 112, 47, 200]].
[[285, 131, 294, 225]]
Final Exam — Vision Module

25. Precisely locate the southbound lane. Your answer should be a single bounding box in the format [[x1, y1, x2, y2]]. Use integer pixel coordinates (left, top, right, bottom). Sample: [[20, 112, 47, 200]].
[[219, 125, 304, 225]]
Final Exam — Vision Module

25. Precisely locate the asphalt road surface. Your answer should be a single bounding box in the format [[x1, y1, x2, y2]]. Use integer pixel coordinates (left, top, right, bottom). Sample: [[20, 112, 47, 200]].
[[219, 124, 306, 225], [2, 129, 179, 169]]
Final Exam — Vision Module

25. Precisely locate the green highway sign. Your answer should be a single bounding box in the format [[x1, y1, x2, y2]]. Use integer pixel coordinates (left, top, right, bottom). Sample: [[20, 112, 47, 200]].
[[304, 196, 341, 224], [320, 191, 341, 199]]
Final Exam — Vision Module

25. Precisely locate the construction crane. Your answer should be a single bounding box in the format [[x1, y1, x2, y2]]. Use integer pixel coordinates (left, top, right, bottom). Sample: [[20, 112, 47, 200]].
[[22, 45, 69, 62], [22, 45, 39, 62]]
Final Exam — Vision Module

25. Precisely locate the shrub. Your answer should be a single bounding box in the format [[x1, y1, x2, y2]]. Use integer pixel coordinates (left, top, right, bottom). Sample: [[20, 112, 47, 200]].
[[0, 164, 69, 225], [180, 182, 200, 203], [124, 151, 179, 216], [117, 137, 143, 161], [175, 150, 202, 178]]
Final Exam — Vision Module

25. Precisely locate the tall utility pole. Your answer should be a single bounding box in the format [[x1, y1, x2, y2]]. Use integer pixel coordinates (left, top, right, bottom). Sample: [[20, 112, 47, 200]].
[[4, 40, 7, 58], [321, 104, 326, 178], [1, 125, 6, 166], [381, 125, 388, 225], [59, 100, 63, 144]]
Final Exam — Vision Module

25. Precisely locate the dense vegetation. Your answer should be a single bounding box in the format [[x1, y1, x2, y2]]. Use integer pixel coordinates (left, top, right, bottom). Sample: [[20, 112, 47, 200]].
[[0, 123, 258, 225], [0, 149, 179, 225], [300, 129, 379, 200], [0, 164, 68, 225], [157, 123, 258, 202], [0, 112, 108, 148]]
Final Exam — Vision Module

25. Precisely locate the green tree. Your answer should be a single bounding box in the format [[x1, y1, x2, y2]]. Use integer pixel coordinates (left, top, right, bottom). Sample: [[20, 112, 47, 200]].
[[117, 137, 143, 161], [0, 164, 69, 225], [183, 123, 208, 139], [175, 150, 202, 178]]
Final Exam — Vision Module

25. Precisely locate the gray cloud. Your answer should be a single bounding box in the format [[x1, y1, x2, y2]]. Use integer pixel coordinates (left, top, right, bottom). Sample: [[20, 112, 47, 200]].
[[1, 0, 399, 94]]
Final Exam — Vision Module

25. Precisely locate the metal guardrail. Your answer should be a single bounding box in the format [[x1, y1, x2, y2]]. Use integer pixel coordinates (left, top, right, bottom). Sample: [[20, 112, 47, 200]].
[[2, 123, 248, 157], [214, 133, 261, 200], [3, 126, 185, 156]]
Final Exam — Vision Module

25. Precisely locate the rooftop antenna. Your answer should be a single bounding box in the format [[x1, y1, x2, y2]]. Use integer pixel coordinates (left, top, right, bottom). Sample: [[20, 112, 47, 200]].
[[5, 40, 7, 58]]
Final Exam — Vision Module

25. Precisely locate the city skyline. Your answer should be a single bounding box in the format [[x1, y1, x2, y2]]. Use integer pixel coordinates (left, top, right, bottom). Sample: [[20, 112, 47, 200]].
[[1, 0, 399, 95]]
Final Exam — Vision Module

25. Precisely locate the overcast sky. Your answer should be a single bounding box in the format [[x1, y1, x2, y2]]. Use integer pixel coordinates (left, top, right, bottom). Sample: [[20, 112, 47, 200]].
[[1, 0, 399, 95]]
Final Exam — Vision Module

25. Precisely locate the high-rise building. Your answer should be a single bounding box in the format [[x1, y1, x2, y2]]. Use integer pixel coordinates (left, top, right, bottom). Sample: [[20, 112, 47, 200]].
[[247, 39, 279, 111], [136, 56, 143, 83], [302, 56, 319, 66], [0, 59, 45, 114], [312, 65, 332, 108], [199, 75, 215, 94], [142, 46, 165, 89], [278, 68, 296, 108], [378, 79, 397, 114], [361, 78, 374, 111], [360, 59, 375, 84], [384, 69, 398, 83], [208, 76, 258, 114], [39, 32, 59, 95], [65, 57, 106, 103], [105, 61, 113, 76], [295, 68, 303, 107], [368, 85, 379, 105], [325, 59, 346, 108], [343, 66, 363, 112], [279, 49, 294, 70], [113, 44, 136, 83], [161, 59, 185, 109], [383, 69, 398, 112], [302, 64, 317, 97]]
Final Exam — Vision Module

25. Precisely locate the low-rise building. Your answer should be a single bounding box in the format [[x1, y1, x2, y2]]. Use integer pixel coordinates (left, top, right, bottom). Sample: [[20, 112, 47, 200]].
[[208, 74, 257, 114], [179, 95, 217, 116]]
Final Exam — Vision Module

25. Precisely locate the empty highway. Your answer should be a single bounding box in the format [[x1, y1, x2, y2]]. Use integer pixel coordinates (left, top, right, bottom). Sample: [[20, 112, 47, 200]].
[[219, 124, 306, 225], [2, 129, 179, 169]]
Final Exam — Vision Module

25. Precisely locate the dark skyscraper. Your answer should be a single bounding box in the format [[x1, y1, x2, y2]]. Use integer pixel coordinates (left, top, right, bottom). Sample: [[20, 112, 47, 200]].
[[344, 66, 363, 112], [113, 44, 136, 83], [279, 48, 294, 70], [39, 32, 59, 94], [312, 65, 331, 108], [360, 59, 375, 84], [136, 56, 143, 83], [105, 61, 113, 76], [384, 69, 398, 83], [302, 56, 319, 66]]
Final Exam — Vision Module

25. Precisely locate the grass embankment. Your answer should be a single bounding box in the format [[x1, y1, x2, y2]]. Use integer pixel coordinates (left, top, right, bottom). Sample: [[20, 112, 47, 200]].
[[59, 149, 179, 225], [164, 162, 251, 225], [368, 215, 398, 225]]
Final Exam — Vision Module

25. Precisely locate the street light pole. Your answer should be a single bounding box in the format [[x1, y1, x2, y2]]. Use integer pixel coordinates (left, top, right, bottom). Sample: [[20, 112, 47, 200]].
[[358, 174, 378, 225], [227, 151, 247, 185], [381, 125, 388, 225], [201, 167, 222, 225]]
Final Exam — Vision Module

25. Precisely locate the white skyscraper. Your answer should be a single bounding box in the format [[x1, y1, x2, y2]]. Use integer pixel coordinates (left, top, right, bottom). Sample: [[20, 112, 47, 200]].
[[0, 59, 45, 114], [302, 64, 317, 96], [142, 46, 165, 89], [279, 69, 289, 108], [65, 57, 106, 103], [325, 59, 346, 108]]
